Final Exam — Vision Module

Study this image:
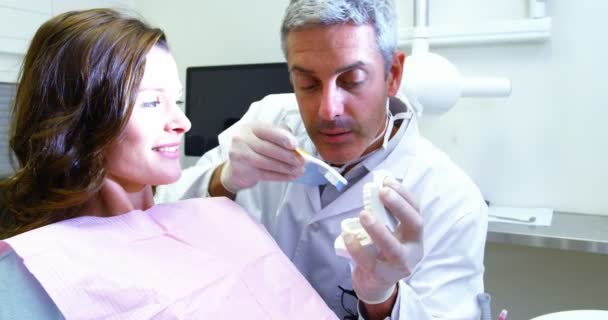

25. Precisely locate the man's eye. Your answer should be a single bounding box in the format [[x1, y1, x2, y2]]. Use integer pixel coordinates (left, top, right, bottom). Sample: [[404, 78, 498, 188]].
[[293, 76, 318, 91], [297, 81, 319, 91], [340, 81, 362, 90], [339, 70, 366, 89], [299, 84, 318, 91]]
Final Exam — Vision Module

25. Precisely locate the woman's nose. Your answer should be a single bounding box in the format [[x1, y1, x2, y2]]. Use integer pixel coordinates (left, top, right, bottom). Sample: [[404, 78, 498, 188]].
[[167, 105, 191, 134]]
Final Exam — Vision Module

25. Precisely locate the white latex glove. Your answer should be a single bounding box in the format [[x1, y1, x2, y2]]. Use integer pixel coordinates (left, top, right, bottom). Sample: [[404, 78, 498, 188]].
[[220, 123, 305, 193], [343, 177, 423, 304]]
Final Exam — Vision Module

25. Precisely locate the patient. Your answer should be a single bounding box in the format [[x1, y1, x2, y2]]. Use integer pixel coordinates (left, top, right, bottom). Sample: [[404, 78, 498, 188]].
[[0, 9, 336, 319]]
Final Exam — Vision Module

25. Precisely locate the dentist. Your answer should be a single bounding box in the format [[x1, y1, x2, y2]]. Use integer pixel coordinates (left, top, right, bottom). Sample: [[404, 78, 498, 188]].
[[156, 0, 488, 319]]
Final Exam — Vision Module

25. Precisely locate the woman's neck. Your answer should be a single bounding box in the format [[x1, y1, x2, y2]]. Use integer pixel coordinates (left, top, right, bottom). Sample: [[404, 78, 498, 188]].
[[81, 178, 154, 217]]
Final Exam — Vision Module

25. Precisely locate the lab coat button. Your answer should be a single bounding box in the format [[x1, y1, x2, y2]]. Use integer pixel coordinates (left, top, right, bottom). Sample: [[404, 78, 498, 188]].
[[310, 222, 321, 232]]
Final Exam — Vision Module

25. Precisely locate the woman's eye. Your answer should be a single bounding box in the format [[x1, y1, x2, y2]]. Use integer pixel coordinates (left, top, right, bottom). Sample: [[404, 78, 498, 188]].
[[142, 96, 161, 108], [142, 101, 160, 108], [176, 100, 184, 106]]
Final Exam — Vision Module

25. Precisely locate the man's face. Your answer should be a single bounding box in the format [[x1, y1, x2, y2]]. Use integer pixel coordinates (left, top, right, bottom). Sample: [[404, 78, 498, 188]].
[[286, 24, 404, 165]]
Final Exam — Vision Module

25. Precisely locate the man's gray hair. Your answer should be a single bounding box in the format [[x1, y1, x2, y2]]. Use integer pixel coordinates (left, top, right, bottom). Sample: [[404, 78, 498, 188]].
[[280, 0, 398, 73]]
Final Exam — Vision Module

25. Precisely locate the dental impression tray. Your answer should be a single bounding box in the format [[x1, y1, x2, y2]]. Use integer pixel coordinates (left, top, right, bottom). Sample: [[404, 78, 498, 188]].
[[363, 170, 395, 229], [334, 170, 395, 259]]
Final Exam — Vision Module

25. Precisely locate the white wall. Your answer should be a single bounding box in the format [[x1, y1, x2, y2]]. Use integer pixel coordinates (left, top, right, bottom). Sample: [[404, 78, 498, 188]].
[[0, 0, 51, 82], [0, 0, 135, 83], [51, 0, 134, 14], [414, 0, 608, 216], [133, 0, 288, 87]]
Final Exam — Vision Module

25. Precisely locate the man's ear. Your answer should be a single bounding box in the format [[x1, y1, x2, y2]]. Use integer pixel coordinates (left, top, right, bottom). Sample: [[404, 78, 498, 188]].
[[387, 51, 406, 97]]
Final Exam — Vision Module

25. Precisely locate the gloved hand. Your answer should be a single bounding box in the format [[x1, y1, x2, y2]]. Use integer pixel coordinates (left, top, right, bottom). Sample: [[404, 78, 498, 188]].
[[220, 123, 305, 193], [342, 177, 423, 304]]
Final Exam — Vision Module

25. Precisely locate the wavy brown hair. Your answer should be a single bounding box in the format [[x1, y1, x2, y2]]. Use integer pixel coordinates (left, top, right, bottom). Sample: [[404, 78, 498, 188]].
[[0, 9, 167, 238]]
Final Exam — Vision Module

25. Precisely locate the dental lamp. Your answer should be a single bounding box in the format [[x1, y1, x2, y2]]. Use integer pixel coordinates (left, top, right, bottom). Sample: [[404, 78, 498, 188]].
[[400, 0, 512, 115]]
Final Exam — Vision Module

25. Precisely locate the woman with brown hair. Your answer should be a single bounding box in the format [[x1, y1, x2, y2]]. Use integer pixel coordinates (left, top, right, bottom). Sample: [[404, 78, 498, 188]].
[[0, 9, 336, 319]]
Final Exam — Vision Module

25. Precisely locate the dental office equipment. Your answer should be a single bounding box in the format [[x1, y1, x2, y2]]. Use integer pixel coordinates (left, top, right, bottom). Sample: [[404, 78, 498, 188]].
[[488, 206, 553, 226], [477, 293, 493, 320], [295, 148, 348, 191], [489, 214, 536, 223], [400, 0, 512, 115], [497, 309, 509, 320]]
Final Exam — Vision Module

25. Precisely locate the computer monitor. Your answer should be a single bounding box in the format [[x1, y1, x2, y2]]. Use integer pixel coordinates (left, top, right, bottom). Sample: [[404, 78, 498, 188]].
[[185, 63, 294, 156]]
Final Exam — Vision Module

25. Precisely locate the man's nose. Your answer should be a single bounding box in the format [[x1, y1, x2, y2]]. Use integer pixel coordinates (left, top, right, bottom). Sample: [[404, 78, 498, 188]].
[[318, 83, 345, 120]]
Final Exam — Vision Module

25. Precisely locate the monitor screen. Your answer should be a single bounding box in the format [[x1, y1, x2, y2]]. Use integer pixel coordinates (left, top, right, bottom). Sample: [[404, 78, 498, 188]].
[[185, 63, 294, 156]]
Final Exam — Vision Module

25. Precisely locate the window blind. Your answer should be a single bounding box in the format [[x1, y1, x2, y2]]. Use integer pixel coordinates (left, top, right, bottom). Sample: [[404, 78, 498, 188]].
[[0, 83, 16, 178]]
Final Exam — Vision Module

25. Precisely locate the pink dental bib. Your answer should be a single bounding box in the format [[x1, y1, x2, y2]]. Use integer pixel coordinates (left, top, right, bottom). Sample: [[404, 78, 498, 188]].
[[3, 198, 337, 319]]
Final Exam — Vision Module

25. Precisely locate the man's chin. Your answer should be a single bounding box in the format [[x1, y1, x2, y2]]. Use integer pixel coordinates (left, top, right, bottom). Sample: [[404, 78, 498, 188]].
[[316, 149, 362, 167]]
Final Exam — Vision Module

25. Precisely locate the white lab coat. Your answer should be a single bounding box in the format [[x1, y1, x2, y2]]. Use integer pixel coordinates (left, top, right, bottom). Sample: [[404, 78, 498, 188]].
[[156, 93, 488, 320]]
